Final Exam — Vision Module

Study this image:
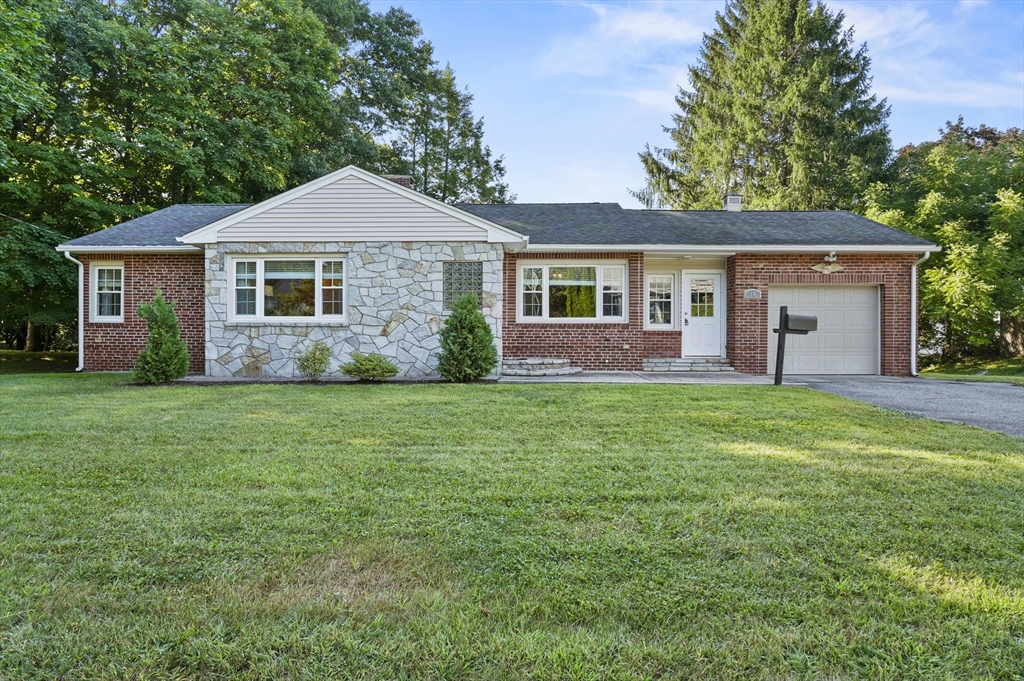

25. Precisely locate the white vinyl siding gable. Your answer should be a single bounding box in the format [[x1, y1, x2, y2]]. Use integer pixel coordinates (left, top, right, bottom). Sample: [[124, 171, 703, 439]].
[[216, 175, 490, 242]]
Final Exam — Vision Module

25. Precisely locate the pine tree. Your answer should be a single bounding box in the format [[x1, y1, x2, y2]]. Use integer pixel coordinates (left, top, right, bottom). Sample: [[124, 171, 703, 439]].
[[634, 0, 890, 210], [437, 293, 498, 382], [133, 290, 190, 383]]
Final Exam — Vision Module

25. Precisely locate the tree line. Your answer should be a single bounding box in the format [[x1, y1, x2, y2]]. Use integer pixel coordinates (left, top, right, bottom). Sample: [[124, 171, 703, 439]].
[[0, 0, 511, 350], [635, 0, 1023, 362]]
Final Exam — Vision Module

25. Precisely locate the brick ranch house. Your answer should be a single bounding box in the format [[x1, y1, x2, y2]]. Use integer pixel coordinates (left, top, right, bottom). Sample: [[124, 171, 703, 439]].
[[57, 166, 939, 378]]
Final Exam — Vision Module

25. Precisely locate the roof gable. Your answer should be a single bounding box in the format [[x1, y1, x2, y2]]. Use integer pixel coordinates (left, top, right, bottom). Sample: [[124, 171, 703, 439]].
[[178, 166, 525, 245]]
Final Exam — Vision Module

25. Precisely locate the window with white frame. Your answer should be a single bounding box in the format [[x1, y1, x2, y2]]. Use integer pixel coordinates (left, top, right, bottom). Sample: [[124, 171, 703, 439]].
[[647, 274, 673, 328], [231, 258, 346, 320], [91, 263, 123, 322], [519, 263, 627, 321]]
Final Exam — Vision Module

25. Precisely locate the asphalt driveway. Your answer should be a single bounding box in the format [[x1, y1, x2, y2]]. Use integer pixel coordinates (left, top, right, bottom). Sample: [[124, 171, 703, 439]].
[[795, 375, 1024, 438]]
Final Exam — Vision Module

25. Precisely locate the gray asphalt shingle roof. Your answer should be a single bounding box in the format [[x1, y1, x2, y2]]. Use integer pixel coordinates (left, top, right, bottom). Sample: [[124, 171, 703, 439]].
[[59, 204, 250, 248], [457, 203, 935, 247], [59, 200, 934, 250]]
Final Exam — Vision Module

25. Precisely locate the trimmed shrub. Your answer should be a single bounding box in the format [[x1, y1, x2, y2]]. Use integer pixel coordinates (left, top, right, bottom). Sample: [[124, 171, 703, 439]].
[[133, 289, 190, 384], [437, 293, 498, 382], [341, 352, 399, 382], [296, 341, 331, 381]]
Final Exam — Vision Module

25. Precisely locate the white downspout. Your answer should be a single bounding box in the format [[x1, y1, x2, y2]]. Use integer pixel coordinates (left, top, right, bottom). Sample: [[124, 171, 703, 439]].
[[910, 251, 930, 377], [63, 251, 85, 372]]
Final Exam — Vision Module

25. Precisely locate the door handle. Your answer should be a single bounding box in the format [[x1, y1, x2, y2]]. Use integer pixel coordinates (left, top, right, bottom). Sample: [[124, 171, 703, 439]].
[[684, 319, 689, 326]]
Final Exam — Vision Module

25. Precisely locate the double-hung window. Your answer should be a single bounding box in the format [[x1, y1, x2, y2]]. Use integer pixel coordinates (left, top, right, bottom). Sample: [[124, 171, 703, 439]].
[[519, 263, 627, 322], [91, 263, 124, 322], [231, 258, 346, 321], [647, 274, 674, 328]]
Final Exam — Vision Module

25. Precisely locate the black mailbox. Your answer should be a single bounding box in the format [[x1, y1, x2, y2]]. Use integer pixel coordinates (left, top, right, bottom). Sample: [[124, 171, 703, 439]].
[[773, 306, 818, 385], [785, 313, 817, 334]]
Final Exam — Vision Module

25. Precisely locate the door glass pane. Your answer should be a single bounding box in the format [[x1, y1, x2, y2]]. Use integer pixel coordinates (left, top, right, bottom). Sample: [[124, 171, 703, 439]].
[[549, 266, 596, 318], [522, 267, 543, 316], [690, 278, 714, 317], [602, 267, 623, 317], [649, 275, 673, 325], [265, 260, 315, 316]]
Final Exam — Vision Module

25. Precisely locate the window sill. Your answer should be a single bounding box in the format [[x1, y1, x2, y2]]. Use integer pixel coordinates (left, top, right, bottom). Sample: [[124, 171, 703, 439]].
[[225, 319, 349, 327], [90, 318, 124, 324], [514, 318, 628, 325]]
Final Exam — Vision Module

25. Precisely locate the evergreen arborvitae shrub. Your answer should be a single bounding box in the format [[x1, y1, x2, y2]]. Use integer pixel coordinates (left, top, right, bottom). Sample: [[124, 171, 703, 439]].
[[132, 289, 190, 384], [437, 293, 498, 382]]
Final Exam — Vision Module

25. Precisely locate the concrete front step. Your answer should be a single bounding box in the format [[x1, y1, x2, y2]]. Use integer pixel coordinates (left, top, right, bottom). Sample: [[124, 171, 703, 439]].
[[643, 357, 735, 372], [502, 358, 583, 377]]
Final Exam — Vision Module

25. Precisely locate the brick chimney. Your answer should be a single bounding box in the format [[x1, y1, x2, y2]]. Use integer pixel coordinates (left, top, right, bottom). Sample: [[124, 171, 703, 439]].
[[384, 175, 414, 190]]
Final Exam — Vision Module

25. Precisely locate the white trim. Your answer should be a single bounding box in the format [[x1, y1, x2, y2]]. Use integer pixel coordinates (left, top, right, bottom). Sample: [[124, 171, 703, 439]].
[[527, 244, 941, 254], [177, 166, 528, 246], [63, 251, 85, 371], [516, 260, 628, 324], [227, 255, 348, 324], [681, 270, 726, 358], [57, 245, 201, 254], [645, 273, 675, 330], [89, 261, 124, 323]]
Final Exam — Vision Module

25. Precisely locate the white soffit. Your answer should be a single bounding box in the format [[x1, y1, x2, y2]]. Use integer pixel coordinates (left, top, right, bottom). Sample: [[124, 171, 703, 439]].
[[178, 166, 527, 246]]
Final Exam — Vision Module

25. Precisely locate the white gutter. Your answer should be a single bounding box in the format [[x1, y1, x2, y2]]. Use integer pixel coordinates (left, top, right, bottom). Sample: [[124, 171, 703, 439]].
[[63, 251, 85, 372], [524, 243, 942, 254], [910, 251, 931, 377], [56, 245, 201, 254]]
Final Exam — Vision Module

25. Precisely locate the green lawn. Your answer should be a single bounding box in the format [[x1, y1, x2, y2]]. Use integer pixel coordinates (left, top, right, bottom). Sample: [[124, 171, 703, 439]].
[[0, 349, 78, 375], [921, 356, 1024, 386], [1, 374, 1023, 679]]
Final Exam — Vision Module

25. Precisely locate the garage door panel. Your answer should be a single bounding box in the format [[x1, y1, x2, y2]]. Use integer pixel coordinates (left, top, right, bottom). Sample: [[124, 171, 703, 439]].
[[823, 288, 847, 305], [848, 309, 875, 327], [768, 286, 878, 375], [822, 332, 847, 349], [848, 332, 875, 351], [823, 309, 846, 327], [847, 288, 876, 305], [797, 288, 821, 304]]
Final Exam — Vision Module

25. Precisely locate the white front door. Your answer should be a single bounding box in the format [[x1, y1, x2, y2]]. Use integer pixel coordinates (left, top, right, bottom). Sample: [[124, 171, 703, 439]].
[[682, 273, 723, 356]]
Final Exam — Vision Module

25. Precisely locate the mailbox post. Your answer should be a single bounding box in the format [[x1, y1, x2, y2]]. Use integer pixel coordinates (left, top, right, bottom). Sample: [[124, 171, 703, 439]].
[[773, 305, 818, 385]]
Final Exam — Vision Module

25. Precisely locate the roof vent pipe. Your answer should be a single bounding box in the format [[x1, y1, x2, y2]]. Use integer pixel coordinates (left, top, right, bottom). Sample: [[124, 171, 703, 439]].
[[724, 194, 742, 212]]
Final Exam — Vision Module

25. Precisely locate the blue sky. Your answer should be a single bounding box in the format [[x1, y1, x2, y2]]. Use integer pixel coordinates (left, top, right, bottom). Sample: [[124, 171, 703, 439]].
[[368, 0, 1024, 207]]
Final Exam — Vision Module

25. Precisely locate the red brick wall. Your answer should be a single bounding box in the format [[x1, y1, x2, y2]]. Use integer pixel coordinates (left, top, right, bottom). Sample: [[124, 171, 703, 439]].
[[79, 253, 205, 373], [502, 252, 680, 370], [725, 253, 916, 376]]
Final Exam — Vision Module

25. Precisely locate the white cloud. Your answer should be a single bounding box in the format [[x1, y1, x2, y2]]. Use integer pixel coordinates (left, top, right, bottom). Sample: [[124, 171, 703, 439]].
[[538, 2, 714, 77], [835, 0, 1024, 109]]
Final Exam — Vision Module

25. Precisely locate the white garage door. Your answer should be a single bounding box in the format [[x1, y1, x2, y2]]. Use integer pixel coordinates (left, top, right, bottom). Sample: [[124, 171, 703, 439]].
[[768, 286, 879, 375]]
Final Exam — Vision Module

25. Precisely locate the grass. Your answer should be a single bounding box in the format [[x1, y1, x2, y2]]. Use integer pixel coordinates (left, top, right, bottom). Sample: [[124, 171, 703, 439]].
[[920, 356, 1024, 386], [1, 374, 1023, 679], [0, 349, 78, 374]]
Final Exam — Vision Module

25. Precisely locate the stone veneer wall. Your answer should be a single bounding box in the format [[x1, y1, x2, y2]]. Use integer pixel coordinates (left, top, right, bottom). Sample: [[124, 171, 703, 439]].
[[205, 241, 503, 378]]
